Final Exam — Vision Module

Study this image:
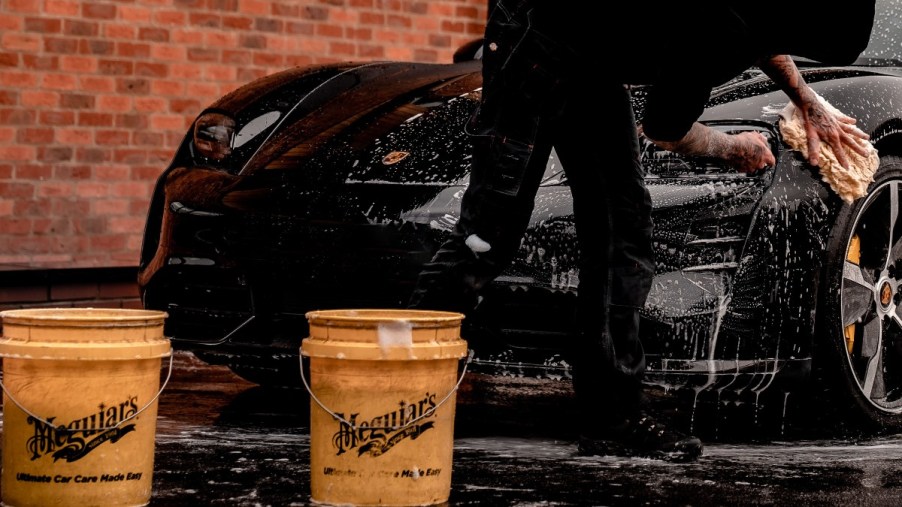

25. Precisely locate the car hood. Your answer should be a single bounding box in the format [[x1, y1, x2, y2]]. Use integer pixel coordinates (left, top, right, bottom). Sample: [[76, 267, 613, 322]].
[[197, 60, 900, 187], [199, 60, 483, 180]]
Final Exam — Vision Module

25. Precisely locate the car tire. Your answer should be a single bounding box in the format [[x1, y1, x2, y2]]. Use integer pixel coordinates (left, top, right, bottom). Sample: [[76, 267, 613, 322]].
[[815, 154, 902, 435]]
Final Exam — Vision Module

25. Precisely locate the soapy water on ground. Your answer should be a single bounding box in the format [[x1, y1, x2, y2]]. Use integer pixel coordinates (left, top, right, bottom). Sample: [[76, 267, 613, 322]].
[[149, 423, 902, 506], [5, 351, 902, 506]]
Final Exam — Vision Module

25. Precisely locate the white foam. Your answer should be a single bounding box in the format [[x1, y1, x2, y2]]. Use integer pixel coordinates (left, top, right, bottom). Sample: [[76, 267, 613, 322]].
[[377, 320, 414, 355]]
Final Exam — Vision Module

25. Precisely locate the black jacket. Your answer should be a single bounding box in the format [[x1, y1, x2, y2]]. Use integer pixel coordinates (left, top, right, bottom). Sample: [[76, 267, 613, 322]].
[[604, 1, 877, 141]]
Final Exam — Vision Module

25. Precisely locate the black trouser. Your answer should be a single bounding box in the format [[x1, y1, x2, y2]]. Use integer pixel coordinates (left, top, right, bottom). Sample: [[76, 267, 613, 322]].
[[408, 1, 654, 427]]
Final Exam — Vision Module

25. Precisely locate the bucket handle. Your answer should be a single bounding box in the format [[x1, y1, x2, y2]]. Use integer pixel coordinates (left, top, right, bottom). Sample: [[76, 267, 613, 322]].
[[300, 349, 474, 432], [0, 354, 174, 434]]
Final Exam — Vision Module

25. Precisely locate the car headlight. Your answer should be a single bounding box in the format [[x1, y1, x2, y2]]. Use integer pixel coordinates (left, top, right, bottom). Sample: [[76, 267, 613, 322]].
[[193, 112, 235, 160]]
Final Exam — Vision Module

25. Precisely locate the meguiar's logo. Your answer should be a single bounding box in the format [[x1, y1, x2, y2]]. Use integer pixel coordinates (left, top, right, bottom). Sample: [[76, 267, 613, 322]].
[[331, 392, 437, 457], [25, 397, 139, 463]]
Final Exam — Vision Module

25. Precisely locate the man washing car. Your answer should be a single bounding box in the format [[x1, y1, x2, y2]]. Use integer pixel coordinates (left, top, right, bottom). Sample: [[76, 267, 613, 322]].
[[410, 2, 877, 461]]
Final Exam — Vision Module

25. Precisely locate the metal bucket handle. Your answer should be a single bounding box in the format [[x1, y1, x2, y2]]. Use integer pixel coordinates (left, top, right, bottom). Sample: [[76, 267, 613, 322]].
[[0, 354, 173, 433], [300, 349, 473, 431]]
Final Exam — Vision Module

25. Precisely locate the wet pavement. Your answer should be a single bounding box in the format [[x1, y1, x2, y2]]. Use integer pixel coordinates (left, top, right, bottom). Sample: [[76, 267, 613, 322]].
[[8, 351, 902, 506]]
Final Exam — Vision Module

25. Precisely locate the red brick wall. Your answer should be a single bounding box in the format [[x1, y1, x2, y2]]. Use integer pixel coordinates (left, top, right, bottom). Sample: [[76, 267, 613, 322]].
[[0, 266, 142, 311], [0, 0, 488, 269]]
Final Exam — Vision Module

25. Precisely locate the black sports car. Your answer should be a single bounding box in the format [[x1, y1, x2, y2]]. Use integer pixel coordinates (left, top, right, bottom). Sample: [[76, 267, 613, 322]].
[[140, 2, 902, 435]]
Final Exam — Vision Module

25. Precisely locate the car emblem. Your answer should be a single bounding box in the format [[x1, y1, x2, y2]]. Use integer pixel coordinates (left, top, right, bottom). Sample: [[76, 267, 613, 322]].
[[382, 151, 409, 166], [881, 281, 893, 307]]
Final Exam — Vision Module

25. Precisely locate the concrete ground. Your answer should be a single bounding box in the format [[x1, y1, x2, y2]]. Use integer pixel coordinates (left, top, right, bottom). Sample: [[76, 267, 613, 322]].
[[4, 351, 902, 506]]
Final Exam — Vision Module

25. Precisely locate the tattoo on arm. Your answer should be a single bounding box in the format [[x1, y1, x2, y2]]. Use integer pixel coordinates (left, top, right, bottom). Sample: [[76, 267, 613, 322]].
[[645, 123, 762, 170], [649, 122, 725, 158], [758, 55, 813, 105]]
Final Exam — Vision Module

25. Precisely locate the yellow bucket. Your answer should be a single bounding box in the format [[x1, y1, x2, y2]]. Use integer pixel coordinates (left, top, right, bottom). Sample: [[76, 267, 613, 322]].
[[301, 309, 469, 506], [0, 308, 171, 507]]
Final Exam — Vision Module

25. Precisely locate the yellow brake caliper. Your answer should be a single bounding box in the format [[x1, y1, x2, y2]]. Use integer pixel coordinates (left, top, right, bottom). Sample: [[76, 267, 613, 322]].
[[845, 235, 862, 355]]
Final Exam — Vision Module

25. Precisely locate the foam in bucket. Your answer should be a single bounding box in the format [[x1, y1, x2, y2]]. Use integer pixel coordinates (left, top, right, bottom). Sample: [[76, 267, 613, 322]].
[[301, 309, 468, 506], [0, 308, 171, 507]]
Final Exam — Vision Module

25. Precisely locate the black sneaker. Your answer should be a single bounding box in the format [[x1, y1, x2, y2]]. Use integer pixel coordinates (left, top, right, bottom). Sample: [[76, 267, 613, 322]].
[[577, 412, 703, 462]]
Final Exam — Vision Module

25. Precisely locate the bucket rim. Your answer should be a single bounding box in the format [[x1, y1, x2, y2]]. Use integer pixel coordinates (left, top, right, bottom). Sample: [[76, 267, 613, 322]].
[[305, 308, 464, 326], [0, 308, 168, 326]]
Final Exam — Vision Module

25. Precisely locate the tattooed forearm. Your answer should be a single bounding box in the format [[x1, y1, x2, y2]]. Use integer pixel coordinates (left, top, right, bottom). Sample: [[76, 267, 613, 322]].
[[757, 55, 815, 105], [647, 122, 725, 158], [644, 122, 771, 173]]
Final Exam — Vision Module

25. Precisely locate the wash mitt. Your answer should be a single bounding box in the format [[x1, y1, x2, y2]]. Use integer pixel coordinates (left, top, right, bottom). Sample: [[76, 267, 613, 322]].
[[778, 95, 879, 204]]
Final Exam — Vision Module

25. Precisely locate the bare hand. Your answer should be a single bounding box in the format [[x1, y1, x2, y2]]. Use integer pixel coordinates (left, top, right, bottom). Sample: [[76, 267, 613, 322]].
[[726, 131, 775, 174], [800, 100, 871, 169]]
